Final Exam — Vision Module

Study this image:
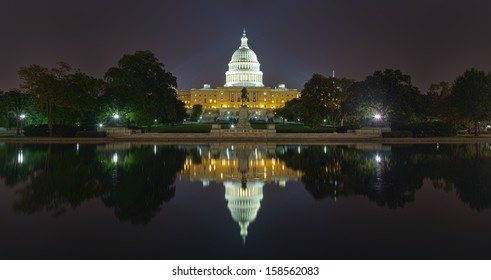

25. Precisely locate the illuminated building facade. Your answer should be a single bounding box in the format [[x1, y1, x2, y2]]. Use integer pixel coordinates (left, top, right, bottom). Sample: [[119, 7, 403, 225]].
[[178, 30, 300, 120]]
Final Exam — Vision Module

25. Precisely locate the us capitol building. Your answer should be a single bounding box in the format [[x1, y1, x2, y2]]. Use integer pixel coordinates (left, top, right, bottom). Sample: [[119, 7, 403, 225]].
[[178, 29, 300, 122]]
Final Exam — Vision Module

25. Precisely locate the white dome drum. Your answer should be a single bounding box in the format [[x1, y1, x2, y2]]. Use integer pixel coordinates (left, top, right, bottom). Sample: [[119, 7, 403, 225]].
[[225, 29, 264, 87]]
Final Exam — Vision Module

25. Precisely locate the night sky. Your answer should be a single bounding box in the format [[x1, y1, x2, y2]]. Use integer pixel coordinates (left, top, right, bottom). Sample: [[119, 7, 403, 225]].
[[1, 0, 491, 92]]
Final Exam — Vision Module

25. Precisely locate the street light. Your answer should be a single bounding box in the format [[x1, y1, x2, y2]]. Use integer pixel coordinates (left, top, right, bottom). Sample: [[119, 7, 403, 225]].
[[16, 114, 26, 135], [113, 114, 120, 119], [374, 114, 381, 127]]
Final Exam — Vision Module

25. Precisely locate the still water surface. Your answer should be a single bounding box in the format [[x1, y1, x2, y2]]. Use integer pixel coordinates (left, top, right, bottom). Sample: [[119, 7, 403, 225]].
[[1, 142, 491, 259]]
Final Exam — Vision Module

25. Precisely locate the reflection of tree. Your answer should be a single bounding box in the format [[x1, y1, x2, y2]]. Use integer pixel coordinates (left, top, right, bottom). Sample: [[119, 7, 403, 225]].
[[0, 144, 186, 224], [277, 146, 345, 200], [372, 146, 423, 208], [100, 146, 186, 224], [451, 158, 491, 211], [13, 145, 104, 216], [0, 144, 45, 186], [278, 145, 424, 208], [419, 144, 491, 211]]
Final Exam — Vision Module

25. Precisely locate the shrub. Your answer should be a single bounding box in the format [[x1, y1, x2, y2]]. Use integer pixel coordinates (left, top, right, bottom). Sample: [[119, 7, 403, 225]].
[[24, 124, 78, 137], [392, 122, 456, 138], [23, 124, 49, 137], [335, 126, 348, 133]]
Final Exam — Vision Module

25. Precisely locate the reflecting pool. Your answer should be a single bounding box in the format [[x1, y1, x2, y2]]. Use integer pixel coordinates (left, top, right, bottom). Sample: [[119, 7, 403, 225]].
[[1, 142, 491, 259]]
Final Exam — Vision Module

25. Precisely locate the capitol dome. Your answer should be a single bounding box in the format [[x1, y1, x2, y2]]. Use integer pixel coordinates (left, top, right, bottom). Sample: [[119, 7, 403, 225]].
[[225, 29, 264, 87]]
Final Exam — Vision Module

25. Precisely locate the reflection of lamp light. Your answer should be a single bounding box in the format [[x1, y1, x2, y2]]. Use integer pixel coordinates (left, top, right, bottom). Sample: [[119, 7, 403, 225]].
[[17, 150, 24, 164], [112, 153, 118, 163], [375, 154, 381, 163]]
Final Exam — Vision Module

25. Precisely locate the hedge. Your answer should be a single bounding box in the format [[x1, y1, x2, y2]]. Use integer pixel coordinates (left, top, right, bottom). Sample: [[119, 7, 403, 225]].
[[24, 124, 78, 137], [382, 130, 413, 138], [392, 122, 456, 138]]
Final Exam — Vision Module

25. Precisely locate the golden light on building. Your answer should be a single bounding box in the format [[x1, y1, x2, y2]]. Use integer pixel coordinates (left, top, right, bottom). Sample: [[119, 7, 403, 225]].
[[177, 30, 300, 112]]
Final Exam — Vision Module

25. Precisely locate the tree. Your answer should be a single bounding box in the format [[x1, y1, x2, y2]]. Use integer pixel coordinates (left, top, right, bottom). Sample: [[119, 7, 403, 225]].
[[343, 69, 421, 127], [274, 98, 302, 124], [19, 64, 59, 136], [65, 71, 104, 129], [451, 68, 491, 136], [422, 81, 453, 122], [0, 90, 33, 135], [103, 50, 183, 129], [190, 104, 203, 121], [300, 74, 352, 127], [19, 63, 103, 135]]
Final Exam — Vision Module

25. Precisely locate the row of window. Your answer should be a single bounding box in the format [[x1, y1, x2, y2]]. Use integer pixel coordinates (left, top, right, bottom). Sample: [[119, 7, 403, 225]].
[[192, 93, 297, 97], [201, 98, 286, 103], [226, 73, 262, 82]]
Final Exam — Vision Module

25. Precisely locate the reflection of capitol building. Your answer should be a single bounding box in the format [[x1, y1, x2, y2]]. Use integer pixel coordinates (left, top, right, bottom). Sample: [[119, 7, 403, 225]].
[[179, 145, 301, 186], [178, 144, 302, 242], [225, 181, 263, 243]]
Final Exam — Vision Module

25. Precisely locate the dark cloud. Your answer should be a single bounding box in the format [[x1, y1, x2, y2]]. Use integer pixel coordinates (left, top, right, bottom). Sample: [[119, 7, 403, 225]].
[[1, 0, 490, 92]]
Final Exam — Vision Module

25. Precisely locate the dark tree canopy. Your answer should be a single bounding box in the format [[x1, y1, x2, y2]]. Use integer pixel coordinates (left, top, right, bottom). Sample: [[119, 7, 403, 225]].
[[343, 69, 421, 127], [274, 98, 302, 123], [103, 50, 186, 127], [421, 81, 453, 122], [19, 62, 102, 135], [299, 74, 352, 127], [0, 90, 34, 134], [190, 104, 203, 121], [451, 68, 491, 136]]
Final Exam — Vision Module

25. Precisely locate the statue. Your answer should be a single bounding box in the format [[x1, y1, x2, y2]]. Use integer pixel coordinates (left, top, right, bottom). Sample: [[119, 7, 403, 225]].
[[241, 87, 248, 106]]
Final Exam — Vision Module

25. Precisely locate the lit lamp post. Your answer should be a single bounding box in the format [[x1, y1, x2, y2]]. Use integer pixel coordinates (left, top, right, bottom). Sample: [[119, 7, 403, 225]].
[[112, 113, 121, 127], [18, 114, 26, 135], [374, 113, 381, 127]]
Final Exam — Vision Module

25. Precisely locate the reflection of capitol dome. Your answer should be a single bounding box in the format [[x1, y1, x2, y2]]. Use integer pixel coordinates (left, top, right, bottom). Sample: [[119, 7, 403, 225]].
[[224, 180, 264, 243], [224, 29, 264, 87]]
